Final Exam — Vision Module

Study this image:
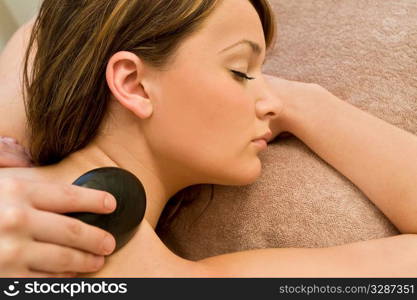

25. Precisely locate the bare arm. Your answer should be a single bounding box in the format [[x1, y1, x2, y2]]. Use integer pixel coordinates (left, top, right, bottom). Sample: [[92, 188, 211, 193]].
[[0, 17, 36, 148], [86, 224, 417, 277], [3, 18, 417, 279], [199, 234, 417, 277], [266, 76, 417, 234]]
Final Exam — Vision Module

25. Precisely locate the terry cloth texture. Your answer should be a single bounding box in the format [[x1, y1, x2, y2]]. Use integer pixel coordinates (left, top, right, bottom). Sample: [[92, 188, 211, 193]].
[[156, 0, 417, 261]]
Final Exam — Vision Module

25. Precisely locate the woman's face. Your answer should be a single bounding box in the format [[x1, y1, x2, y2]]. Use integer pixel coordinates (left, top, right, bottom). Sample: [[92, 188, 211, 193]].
[[145, 0, 282, 186]]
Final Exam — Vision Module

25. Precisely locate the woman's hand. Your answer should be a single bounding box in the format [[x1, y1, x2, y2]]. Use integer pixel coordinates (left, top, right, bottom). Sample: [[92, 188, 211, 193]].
[[263, 74, 326, 141], [265, 73, 417, 234], [0, 177, 117, 277]]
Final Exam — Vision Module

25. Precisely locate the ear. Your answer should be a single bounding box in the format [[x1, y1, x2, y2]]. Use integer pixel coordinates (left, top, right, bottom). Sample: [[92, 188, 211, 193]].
[[106, 51, 153, 119]]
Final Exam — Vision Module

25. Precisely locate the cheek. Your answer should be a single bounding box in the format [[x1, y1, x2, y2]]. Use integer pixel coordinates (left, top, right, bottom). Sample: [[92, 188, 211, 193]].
[[145, 69, 260, 184], [159, 69, 251, 140], [183, 73, 253, 147]]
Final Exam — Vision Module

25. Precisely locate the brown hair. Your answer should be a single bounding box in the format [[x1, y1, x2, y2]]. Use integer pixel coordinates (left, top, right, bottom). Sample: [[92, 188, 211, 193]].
[[23, 0, 277, 226]]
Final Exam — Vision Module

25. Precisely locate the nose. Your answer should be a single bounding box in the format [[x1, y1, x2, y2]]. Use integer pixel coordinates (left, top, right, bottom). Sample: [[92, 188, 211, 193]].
[[253, 74, 284, 122]]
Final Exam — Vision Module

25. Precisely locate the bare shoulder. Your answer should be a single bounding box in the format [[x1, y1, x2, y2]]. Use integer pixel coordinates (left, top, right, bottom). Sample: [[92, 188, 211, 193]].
[[82, 219, 205, 277], [0, 18, 36, 147]]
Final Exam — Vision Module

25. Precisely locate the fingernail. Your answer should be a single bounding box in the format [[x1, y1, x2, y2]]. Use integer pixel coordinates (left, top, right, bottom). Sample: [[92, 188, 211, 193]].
[[102, 235, 115, 255], [2, 137, 17, 144], [104, 194, 116, 211]]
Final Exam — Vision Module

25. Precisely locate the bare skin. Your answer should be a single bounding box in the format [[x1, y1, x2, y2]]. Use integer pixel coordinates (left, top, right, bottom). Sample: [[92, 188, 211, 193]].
[[0, 16, 31, 150], [3, 85, 417, 277], [0, 137, 32, 167], [1, 0, 417, 277]]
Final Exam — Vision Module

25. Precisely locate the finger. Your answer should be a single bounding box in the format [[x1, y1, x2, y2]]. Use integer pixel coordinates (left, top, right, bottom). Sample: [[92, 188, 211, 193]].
[[29, 207, 116, 256], [26, 241, 105, 273], [0, 151, 33, 168], [0, 202, 30, 234], [27, 270, 77, 278], [9, 179, 117, 214]]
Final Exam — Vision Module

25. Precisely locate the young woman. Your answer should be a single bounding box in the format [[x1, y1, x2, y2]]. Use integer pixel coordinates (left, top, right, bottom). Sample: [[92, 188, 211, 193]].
[[1, 0, 417, 277]]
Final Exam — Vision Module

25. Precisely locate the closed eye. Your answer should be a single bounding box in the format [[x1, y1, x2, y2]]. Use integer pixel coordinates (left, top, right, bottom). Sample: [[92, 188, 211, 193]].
[[230, 70, 255, 82]]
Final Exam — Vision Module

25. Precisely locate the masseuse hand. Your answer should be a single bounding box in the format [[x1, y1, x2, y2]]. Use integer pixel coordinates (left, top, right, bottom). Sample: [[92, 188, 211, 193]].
[[0, 173, 117, 277], [0, 137, 33, 167]]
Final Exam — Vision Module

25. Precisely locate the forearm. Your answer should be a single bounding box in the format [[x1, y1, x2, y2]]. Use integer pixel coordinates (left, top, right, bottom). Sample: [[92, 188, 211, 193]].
[[88, 230, 417, 277], [284, 87, 417, 233], [199, 234, 417, 277]]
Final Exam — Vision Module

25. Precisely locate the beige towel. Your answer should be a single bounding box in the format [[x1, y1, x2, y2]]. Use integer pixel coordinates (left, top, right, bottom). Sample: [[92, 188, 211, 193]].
[[156, 0, 417, 261]]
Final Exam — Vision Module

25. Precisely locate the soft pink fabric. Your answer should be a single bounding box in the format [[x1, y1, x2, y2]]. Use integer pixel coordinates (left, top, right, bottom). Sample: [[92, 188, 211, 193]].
[[156, 0, 417, 260]]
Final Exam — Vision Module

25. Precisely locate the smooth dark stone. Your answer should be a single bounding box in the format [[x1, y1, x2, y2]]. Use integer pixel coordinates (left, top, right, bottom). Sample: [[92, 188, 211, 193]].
[[66, 167, 147, 252]]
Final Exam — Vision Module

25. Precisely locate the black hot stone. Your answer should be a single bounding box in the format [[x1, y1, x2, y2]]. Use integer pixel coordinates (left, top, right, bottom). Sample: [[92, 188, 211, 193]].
[[66, 167, 146, 252]]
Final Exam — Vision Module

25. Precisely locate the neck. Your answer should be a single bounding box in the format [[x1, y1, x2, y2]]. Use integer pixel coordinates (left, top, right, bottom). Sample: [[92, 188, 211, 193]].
[[36, 135, 191, 229]]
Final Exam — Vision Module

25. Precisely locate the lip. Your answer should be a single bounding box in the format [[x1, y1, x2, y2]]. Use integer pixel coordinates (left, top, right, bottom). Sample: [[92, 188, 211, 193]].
[[251, 130, 272, 150], [252, 130, 273, 143], [251, 138, 268, 149]]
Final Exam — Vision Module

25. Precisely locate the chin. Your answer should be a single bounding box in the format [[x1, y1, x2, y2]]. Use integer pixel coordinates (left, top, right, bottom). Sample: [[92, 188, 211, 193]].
[[221, 160, 263, 186]]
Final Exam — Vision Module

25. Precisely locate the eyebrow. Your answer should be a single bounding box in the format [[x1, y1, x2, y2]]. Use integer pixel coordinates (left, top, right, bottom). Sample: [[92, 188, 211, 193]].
[[219, 39, 263, 56]]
